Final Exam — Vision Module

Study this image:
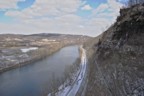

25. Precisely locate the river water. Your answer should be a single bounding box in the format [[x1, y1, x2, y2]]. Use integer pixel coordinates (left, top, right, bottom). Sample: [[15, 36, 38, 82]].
[[0, 46, 79, 96]]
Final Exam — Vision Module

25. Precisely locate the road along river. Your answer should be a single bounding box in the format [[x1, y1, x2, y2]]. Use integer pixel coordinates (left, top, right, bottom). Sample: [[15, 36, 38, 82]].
[[49, 46, 87, 96]]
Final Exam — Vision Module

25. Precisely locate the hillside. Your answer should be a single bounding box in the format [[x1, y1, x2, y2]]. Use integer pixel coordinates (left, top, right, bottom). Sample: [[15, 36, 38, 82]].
[[85, 4, 144, 96]]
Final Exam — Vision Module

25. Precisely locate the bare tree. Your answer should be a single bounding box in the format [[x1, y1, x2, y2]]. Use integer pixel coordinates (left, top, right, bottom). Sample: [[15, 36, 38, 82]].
[[128, 0, 144, 6], [50, 72, 58, 96]]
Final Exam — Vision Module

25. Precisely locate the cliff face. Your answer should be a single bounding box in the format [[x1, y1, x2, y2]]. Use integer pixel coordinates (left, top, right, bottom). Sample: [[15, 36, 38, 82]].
[[85, 4, 144, 96]]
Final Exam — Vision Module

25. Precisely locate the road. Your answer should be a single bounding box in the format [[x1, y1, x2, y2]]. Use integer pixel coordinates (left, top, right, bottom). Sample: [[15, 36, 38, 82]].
[[66, 46, 87, 96]]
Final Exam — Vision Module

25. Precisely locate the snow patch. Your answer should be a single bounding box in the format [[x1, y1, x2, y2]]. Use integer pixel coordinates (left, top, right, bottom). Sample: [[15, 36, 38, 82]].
[[21, 47, 38, 53]]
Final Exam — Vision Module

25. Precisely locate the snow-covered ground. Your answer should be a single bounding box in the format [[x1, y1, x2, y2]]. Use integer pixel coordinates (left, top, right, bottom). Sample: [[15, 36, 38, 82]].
[[48, 46, 87, 96], [65, 48, 86, 96], [21, 47, 38, 53]]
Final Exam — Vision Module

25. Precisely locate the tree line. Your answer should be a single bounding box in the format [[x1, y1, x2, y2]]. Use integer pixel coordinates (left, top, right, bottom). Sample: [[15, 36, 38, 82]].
[[128, 0, 144, 6]]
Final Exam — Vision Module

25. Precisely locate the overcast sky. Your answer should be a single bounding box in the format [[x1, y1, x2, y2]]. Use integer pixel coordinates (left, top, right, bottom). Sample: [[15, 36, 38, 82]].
[[0, 0, 124, 37]]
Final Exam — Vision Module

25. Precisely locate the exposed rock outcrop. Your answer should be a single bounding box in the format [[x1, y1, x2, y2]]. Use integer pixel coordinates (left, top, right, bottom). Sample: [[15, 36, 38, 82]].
[[85, 4, 144, 96]]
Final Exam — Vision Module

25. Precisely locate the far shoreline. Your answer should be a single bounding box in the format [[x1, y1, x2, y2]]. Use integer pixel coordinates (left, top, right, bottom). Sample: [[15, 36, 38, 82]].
[[0, 44, 79, 74]]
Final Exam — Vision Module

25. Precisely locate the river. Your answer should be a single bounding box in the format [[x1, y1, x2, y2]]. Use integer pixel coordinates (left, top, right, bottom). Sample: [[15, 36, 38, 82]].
[[0, 46, 79, 96]]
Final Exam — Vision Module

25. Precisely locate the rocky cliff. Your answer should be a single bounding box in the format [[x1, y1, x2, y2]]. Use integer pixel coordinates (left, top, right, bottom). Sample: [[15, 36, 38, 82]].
[[85, 4, 144, 96]]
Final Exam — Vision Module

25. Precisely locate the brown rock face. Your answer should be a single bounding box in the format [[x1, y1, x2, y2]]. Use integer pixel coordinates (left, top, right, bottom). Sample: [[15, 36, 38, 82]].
[[85, 4, 144, 96]]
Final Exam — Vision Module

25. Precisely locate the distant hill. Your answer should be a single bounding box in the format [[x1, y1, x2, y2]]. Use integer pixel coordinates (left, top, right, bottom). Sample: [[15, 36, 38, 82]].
[[0, 33, 90, 42], [28, 33, 62, 37]]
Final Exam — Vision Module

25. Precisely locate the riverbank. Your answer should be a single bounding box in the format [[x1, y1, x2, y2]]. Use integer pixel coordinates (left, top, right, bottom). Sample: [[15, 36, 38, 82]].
[[0, 43, 88, 74], [48, 46, 87, 96], [0, 45, 63, 74]]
